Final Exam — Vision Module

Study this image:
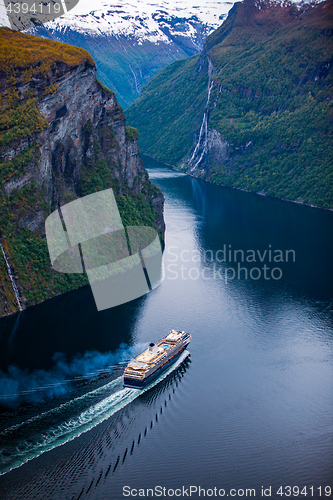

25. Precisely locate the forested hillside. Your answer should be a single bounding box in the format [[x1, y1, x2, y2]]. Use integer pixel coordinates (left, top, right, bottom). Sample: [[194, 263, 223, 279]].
[[126, 0, 333, 209]]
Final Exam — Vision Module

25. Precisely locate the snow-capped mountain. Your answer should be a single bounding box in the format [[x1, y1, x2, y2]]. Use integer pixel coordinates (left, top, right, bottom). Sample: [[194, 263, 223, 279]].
[[42, 0, 230, 44], [0, 0, 319, 107], [26, 0, 234, 107]]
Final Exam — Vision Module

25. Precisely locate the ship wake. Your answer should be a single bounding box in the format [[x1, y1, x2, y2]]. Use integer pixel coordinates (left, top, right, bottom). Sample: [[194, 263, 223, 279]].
[[0, 350, 190, 476]]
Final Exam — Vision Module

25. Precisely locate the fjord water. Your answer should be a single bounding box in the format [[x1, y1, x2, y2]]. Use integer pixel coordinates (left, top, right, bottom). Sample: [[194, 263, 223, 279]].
[[0, 157, 332, 499]]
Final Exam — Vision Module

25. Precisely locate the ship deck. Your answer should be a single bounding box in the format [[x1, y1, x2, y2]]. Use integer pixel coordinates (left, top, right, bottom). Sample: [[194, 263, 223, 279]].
[[135, 340, 174, 364], [124, 331, 190, 376]]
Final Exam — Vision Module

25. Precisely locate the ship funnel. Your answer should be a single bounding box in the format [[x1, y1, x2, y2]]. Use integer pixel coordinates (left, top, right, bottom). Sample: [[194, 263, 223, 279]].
[[149, 343, 155, 351]]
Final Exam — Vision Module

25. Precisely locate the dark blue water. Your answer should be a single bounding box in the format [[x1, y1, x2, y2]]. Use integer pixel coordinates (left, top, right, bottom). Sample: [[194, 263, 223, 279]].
[[0, 157, 332, 499]]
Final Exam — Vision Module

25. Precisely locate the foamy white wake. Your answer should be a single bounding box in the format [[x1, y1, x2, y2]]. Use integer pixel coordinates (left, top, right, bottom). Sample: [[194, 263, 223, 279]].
[[0, 350, 189, 476]]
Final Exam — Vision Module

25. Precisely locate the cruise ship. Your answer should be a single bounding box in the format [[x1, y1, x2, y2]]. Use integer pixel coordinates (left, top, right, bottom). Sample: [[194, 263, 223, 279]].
[[123, 330, 191, 388]]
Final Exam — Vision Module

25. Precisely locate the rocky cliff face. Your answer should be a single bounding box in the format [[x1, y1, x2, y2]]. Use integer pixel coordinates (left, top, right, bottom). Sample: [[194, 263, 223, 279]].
[[0, 28, 164, 317]]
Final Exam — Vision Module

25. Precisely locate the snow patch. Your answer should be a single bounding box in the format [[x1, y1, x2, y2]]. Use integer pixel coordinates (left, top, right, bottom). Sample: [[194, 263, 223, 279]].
[[31, 0, 232, 43]]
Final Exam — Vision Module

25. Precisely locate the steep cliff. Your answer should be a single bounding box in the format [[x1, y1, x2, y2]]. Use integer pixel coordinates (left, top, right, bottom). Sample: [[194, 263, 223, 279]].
[[0, 27, 164, 317], [126, 0, 333, 209]]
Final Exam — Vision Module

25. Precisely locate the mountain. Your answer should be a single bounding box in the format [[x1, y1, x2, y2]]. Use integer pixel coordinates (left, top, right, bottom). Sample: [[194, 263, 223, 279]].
[[126, 0, 333, 210], [26, 0, 231, 108], [0, 27, 164, 317]]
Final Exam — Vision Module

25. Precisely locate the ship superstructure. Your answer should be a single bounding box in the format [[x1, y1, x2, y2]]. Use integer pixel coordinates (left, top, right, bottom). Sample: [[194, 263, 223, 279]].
[[123, 330, 191, 388]]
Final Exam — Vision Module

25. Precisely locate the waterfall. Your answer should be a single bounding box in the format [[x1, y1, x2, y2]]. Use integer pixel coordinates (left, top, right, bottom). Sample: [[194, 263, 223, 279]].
[[188, 110, 209, 172], [206, 77, 214, 106], [129, 63, 140, 94], [188, 59, 214, 172], [1, 244, 23, 311]]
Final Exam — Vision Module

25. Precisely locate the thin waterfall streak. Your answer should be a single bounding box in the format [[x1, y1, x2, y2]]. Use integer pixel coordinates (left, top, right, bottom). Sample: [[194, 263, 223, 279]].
[[190, 111, 208, 172], [129, 63, 140, 94], [0, 244, 23, 311], [189, 59, 214, 171], [206, 79, 214, 106], [189, 110, 208, 164]]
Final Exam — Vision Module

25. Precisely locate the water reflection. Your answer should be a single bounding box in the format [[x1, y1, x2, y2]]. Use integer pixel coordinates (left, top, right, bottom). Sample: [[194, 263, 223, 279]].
[[0, 156, 332, 497], [0, 286, 147, 372]]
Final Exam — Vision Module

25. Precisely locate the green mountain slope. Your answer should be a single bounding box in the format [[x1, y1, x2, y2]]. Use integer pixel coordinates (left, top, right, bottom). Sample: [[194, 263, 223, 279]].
[[29, 25, 206, 110], [126, 0, 333, 209]]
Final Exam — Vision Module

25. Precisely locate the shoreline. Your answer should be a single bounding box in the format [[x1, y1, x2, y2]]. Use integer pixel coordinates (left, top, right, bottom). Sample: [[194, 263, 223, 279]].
[[142, 153, 333, 214]]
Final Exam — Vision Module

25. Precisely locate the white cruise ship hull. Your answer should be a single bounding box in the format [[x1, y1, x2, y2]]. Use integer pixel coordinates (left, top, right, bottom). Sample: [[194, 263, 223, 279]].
[[123, 331, 191, 389]]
